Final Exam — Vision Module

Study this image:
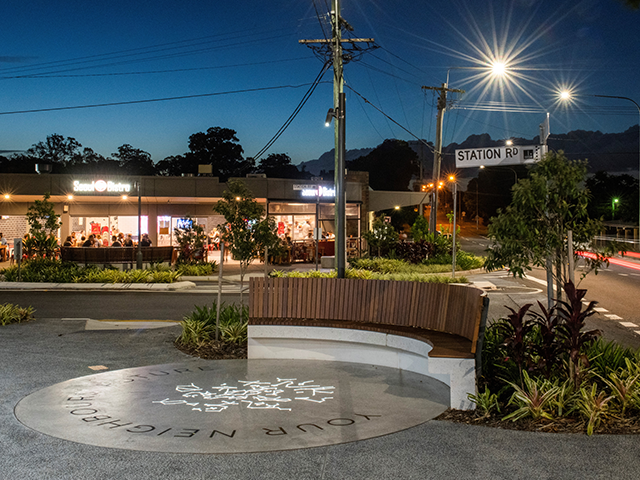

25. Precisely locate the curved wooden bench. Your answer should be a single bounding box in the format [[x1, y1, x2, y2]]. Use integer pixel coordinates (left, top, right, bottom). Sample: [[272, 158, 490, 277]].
[[248, 277, 489, 410]]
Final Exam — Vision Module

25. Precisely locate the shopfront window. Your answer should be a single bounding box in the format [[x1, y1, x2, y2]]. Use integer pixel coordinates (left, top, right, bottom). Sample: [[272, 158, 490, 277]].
[[70, 216, 147, 245], [268, 202, 361, 262]]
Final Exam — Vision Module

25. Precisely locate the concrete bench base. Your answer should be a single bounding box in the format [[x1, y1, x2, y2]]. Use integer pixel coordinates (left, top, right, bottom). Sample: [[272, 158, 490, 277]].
[[320, 256, 335, 269], [248, 325, 476, 410]]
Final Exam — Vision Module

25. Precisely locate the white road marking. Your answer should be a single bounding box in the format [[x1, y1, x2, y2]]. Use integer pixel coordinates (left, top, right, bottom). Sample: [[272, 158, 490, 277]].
[[605, 314, 623, 320], [620, 322, 638, 328], [594, 307, 608, 313]]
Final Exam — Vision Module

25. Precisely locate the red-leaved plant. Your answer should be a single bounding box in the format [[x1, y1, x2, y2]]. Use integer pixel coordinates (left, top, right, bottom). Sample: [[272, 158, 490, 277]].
[[555, 281, 601, 387]]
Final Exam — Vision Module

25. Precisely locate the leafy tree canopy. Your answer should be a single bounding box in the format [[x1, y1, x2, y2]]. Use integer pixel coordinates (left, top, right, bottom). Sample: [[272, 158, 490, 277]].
[[348, 139, 418, 191], [213, 180, 280, 288], [187, 127, 253, 180], [256, 153, 305, 179], [485, 151, 608, 289]]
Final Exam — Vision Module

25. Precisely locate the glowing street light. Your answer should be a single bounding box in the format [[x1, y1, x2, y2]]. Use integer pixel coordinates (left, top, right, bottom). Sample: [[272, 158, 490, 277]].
[[612, 197, 619, 221], [448, 175, 458, 278], [560, 90, 640, 232]]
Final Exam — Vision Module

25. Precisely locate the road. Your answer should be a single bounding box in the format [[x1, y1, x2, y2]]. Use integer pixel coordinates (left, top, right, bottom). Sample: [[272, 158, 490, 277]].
[[460, 232, 640, 349], [0, 289, 242, 321]]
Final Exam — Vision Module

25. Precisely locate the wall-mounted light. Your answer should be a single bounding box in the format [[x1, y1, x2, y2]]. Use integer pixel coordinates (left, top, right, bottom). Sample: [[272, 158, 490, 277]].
[[3, 194, 9, 200], [67, 195, 74, 200], [122, 195, 128, 200], [325, 108, 336, 127], [63, 205, 69, 213]]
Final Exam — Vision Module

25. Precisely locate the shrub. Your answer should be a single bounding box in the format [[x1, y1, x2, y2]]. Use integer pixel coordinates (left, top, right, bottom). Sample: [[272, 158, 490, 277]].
[[177, 302, 248, 347], [176, 262, 217, 276], [269, 268, 465, 284], [0, 303, 35, 326]]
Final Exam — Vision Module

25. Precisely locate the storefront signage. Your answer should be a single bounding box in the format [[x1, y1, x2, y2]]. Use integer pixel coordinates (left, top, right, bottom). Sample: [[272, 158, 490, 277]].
[[455, 145, 547, 168], [294, 184, 335, 197], [73, 180, 132, 193]]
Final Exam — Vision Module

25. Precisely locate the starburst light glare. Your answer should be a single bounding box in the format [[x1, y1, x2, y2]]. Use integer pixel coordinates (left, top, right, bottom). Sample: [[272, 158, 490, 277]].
[[491, 61, 507, 77]]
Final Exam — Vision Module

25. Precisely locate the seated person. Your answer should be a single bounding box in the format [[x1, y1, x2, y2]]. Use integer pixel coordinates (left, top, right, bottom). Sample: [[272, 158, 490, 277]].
[[63, 236, 73, 247], [82, 235, 94, 247], [123, 234, 134, 247], [111, 235, 122, 247], [139, 233, 152, 247]]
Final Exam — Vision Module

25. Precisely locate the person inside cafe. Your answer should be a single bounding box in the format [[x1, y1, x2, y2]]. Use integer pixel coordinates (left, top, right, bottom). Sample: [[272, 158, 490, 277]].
[[111, 235, 122, 247], [139, 233, 152, 247], [0, 233, 7, 261]]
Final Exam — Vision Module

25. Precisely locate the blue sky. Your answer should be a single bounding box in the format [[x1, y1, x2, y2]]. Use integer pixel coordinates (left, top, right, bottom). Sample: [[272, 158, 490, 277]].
[[1, 0, 638, 166]]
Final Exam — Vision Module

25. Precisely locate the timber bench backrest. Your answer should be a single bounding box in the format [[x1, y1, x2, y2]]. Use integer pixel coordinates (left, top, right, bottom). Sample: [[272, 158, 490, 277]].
[[249, 277, 485, 349]]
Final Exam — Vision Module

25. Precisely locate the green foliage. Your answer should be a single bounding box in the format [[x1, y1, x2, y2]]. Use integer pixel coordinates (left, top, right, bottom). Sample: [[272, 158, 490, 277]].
[[174, 216, 207, 264], [478, 281, 640, 433], [586, 339, 639, 377], [177, 302, 248, 346], [25, 193, 61, 258], [503, 371, 560, 422], [269, 268, 465, 283], [577, 383, 614, 436], [362, 216, 398, 257], [467, 388, 501, 418], [0, 258, 182, 283], [214, 180, 281, 286], [485, 151, 609, 286], [175, 262, 217, 276], [410, 215, 430, 242], [0, 303, 35, 326]]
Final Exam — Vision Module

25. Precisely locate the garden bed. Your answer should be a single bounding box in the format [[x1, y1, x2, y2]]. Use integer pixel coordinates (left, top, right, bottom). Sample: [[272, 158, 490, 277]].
[[436, 408, 640, 435], [174, 339, 247, 360]]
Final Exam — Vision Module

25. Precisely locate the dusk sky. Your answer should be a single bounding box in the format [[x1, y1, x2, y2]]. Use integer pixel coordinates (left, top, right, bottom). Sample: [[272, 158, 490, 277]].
[[1, 0, 639, 167]]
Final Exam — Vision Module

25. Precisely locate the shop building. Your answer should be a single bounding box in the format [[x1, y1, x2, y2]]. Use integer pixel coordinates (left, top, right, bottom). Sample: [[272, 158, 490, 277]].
[[0, 172, 427, 257]]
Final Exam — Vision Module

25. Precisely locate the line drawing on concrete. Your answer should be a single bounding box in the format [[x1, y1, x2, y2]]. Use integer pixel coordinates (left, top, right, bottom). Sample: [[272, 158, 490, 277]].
[[153, 378, 335, 413]]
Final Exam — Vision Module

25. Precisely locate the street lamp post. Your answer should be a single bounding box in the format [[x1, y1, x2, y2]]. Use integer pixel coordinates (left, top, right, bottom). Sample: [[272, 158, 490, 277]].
[[612, 197, 619, 221], [561, 91, 640, 238], [449, 175, 458, 278]]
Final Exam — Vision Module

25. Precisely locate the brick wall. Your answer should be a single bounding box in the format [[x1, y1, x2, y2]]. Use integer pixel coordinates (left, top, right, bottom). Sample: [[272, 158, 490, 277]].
[[0, 216, 28, 245]]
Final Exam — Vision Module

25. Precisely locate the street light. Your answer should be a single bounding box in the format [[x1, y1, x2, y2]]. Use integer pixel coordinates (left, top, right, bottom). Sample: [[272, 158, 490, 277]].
[[612, 197, 619, 221], [448, 175, 458, 278], [560, 90, 640, 234]]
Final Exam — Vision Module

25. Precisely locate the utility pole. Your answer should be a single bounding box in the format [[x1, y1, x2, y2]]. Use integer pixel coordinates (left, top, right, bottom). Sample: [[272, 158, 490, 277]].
[[422, 83, 464, 234], [300, 0, 374, 278]]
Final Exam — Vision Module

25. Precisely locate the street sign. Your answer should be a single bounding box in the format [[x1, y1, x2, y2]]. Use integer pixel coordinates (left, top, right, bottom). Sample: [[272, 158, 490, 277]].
[[455, 145, 547, 168]]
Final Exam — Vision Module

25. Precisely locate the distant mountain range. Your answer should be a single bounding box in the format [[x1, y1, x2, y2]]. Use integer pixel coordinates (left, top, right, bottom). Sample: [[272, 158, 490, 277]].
[[299, 125, 639, 176]]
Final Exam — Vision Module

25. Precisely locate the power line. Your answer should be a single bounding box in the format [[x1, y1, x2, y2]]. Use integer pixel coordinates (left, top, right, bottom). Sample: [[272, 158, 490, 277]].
[[345, 84, 434, 154], [0, 83, 321, 116], [3, 57, 314, 79], [0, 27, 292, 75], [252, 62, 331, 160]]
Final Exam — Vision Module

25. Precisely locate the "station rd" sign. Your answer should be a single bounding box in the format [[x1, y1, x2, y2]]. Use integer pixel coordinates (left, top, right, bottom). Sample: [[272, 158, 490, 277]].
[[455, 144, 547, 168]]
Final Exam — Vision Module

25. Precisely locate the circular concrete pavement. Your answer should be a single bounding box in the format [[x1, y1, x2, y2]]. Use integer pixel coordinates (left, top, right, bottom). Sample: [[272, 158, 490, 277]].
[[15, 359, 449, 454]]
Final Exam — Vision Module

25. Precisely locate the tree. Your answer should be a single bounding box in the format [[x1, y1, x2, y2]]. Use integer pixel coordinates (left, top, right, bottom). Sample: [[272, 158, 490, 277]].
[[155, 155, 186, 176], [213, 180, 280, 297], [362, 216, 398, 257], [173, 216, 207, 264], [111, 144, 155, 176], [26, 193, 61, 258], [348, 139, 418, 191], [485, 151, 611, 300], [28, 134, 81, 168], [256, 153, 303, 178], [187, 127, 253, 180]]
